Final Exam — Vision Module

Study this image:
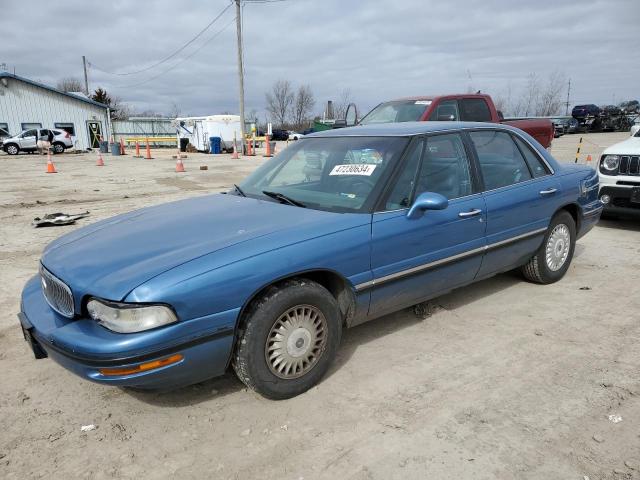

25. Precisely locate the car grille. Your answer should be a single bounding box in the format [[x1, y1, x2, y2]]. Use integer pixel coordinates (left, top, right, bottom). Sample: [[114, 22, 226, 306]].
[[39, 264, 74, 318], [619, 156, 640, 176]]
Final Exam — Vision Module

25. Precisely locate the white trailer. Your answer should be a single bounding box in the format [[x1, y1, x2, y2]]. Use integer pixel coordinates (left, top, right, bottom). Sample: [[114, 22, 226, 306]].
[[174, 115, 242, 152]]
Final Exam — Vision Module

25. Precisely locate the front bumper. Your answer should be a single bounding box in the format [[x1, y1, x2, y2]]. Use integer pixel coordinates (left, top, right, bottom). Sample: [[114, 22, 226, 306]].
[[19, 276, 238, 389], [599, 185, 640, 218]]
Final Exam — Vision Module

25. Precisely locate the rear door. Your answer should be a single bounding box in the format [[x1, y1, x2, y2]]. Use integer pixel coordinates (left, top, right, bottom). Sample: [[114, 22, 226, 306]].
[[368, 133, 486, 317], [467, 129, 560, 278]]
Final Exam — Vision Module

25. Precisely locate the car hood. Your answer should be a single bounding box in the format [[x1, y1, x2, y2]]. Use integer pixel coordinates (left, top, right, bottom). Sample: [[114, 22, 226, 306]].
[[603, 136, 640, 155], [41, 193, 367, 302]]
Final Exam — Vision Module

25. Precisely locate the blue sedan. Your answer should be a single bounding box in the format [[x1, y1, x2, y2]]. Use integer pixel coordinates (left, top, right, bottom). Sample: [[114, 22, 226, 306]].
[[18, 122, 603, 399]]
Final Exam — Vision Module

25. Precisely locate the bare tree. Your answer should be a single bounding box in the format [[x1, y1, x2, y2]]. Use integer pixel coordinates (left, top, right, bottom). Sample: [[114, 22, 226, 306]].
[[333, 88, 353, 120], [292, 84, 315, 129], [535, 70, 566, 116], [167, 102, 181, 119], [56, 77, 84, 93], [265, 80, 294, 126]]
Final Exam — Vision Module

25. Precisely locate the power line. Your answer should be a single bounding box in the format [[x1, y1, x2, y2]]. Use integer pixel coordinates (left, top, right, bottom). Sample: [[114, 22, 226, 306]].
[[88, 2, 233, 76], [112, 16, 236, 89]]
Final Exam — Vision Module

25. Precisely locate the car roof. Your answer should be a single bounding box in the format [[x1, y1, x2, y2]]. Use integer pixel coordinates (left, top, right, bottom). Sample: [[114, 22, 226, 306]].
[[305, 121, 513, 138]]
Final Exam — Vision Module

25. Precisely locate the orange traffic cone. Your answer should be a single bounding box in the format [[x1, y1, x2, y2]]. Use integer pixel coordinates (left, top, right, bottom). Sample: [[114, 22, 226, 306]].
[[134, 141, 142, 158], [96, 150, 105, 166], [264, 135, 273, 157], [175, 158, 185, 173], [145, 138, 153, 159], [46, 150, 57, 173], [586, 154, 592, 164], [231, 139, 240, 159]]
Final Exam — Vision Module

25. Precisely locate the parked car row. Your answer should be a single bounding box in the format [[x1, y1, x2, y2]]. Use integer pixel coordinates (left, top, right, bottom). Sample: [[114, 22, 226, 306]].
[[2, 128, 73, 155]]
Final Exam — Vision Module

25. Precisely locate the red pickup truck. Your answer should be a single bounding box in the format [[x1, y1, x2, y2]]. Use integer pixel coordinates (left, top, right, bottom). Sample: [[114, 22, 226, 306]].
[[359, 94, 554, 148]]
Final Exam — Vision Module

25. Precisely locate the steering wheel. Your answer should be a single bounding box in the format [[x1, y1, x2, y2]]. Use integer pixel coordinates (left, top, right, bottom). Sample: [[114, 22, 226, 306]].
[[334, 176, 375, 195]]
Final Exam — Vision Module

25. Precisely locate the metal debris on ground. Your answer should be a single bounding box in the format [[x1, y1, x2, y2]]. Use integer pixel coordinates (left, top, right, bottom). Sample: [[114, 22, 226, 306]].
[[32, 211, 90, 228], [80, 424, 97, 432], [608, 414, 623, 423]]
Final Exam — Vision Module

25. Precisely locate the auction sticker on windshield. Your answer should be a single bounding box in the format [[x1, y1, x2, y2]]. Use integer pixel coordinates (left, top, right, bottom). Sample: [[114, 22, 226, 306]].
[[329, 164, 377, 176]]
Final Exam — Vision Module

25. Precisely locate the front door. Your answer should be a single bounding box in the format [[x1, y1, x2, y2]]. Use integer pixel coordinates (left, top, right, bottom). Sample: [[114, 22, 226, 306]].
[[19, 129, 38, 149], [87, 121, 102, 148], [467, 130, 561, 278], [369, 133, 487, 317]]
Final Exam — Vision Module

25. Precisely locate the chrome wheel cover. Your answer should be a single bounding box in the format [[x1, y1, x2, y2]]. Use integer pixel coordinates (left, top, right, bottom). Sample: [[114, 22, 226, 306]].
[[7, 145, 18, 154], [545, 224, 571, 271], [265, 304, 328, 379]]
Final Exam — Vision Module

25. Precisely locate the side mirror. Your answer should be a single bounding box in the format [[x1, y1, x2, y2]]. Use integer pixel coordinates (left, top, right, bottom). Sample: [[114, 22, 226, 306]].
[[406, 192, 449, 219], [497, 110, 505, 121], [630, 125, 639, 137]]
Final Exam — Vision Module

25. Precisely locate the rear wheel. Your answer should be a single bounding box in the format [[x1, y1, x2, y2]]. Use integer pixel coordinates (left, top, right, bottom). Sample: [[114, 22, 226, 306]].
[[52, 142, 65, 154], [233, 279, 341, 399], [521, 210, 576, 284], [5, 144, 19, 155]]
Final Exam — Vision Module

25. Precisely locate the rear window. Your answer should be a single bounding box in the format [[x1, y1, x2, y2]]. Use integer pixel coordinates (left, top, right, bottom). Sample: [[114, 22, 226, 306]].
[[459, 99, 492, 122], [360, 100, 430, 124]]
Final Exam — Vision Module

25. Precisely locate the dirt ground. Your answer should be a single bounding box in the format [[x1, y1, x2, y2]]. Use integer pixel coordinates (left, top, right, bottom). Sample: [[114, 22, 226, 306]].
[[1, 133, 638, 480]]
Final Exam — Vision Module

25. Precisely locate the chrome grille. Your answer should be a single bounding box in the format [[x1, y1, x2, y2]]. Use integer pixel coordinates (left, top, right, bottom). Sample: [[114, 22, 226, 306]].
[[619, 156, 640, 176], [39, 264, 74, 317]]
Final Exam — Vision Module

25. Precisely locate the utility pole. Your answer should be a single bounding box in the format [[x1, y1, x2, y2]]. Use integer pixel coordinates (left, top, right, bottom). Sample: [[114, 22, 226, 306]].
[[235, 0, 246, 154], [82, 55, 89, 95], [564, 78, 571, 115]]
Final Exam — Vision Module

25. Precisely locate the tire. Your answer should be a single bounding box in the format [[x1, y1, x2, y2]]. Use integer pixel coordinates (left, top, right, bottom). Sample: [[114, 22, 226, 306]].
[[52, 142, 65, 154], [5, 143, 19, 155], [521, 210, 576, 284], [233, 279, 342, 399]]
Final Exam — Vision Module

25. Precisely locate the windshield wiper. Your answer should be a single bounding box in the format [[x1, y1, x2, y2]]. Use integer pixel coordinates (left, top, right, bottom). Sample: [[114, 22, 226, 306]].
[[232, 184, 246, 197], [262, 190, 306, 208]]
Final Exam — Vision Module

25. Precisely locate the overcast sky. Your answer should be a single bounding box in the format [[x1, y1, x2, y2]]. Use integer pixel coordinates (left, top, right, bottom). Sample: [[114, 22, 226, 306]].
[[3, 0, 638, 119]]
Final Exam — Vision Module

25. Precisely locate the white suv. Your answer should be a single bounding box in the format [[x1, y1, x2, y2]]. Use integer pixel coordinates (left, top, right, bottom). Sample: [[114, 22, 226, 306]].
[[598, 125, 640, 217], [2, 128, 73, 155]]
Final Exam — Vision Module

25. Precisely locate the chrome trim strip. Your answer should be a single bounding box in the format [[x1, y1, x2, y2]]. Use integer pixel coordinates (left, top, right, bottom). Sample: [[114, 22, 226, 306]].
[[583, 205, 604, 217], [355, 227, 548, 292]]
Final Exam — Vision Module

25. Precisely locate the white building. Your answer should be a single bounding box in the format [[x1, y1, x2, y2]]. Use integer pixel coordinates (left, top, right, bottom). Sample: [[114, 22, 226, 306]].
[[0, 72, 111, 150]]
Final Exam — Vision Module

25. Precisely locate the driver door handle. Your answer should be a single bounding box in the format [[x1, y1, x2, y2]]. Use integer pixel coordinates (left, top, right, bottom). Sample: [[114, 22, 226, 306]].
[[458, 208, 482, 218], [539, 188, 557, 196]]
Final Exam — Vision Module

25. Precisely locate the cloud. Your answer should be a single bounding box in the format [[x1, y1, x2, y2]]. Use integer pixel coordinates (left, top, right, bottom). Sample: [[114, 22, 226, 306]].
[[3, 0, 638, 118]]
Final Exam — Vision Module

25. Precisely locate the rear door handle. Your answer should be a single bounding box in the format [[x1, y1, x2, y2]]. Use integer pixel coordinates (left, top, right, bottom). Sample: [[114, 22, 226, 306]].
[[539, 188, 557, 196], [458, 208, 482, 218]]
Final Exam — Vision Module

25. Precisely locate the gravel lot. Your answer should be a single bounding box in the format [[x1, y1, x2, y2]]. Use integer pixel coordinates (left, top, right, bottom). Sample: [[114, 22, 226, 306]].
[[1, 132, 638, 480]]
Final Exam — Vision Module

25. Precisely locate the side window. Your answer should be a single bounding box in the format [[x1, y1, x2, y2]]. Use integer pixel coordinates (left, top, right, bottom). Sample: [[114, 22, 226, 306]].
[[459, 99, 492, 122], [384, 138, 424, 210], [54, 123, 75, 135], [415, 134, 473, 200], [469, 131, 533, 190], [513, 135, 550, 178], [22, 129, 37, 138], [429, 100, 459, 121]]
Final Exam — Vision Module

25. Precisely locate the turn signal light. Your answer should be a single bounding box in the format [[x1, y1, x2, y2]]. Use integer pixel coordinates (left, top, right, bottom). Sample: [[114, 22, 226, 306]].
[[99, 354, 183, 376]]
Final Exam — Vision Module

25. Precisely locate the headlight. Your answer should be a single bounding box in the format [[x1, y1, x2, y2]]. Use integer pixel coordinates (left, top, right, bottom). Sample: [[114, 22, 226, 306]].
[[601, 155, 620, 171], [87, 299, 177, 333]]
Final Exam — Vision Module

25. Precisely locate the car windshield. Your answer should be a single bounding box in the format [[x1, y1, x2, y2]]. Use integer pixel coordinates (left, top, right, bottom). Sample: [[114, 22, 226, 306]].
[[359, 100, 430, 125], [239, 136, 409, 213]]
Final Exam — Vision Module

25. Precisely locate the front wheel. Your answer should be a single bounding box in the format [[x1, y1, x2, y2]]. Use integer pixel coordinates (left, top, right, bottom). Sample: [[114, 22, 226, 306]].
[[5, 144, 19, 155], [521, 210, 576, 284], [233, 279, 341, 399]]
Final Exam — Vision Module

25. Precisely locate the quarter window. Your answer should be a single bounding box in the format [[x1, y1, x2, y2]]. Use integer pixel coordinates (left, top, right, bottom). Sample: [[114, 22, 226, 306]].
[[415, 134, 472, 200], [429, 100, 459, 121], [513, 135, 550, 178], [469, 130, 533, 190], [459, 99, 492, 122]]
